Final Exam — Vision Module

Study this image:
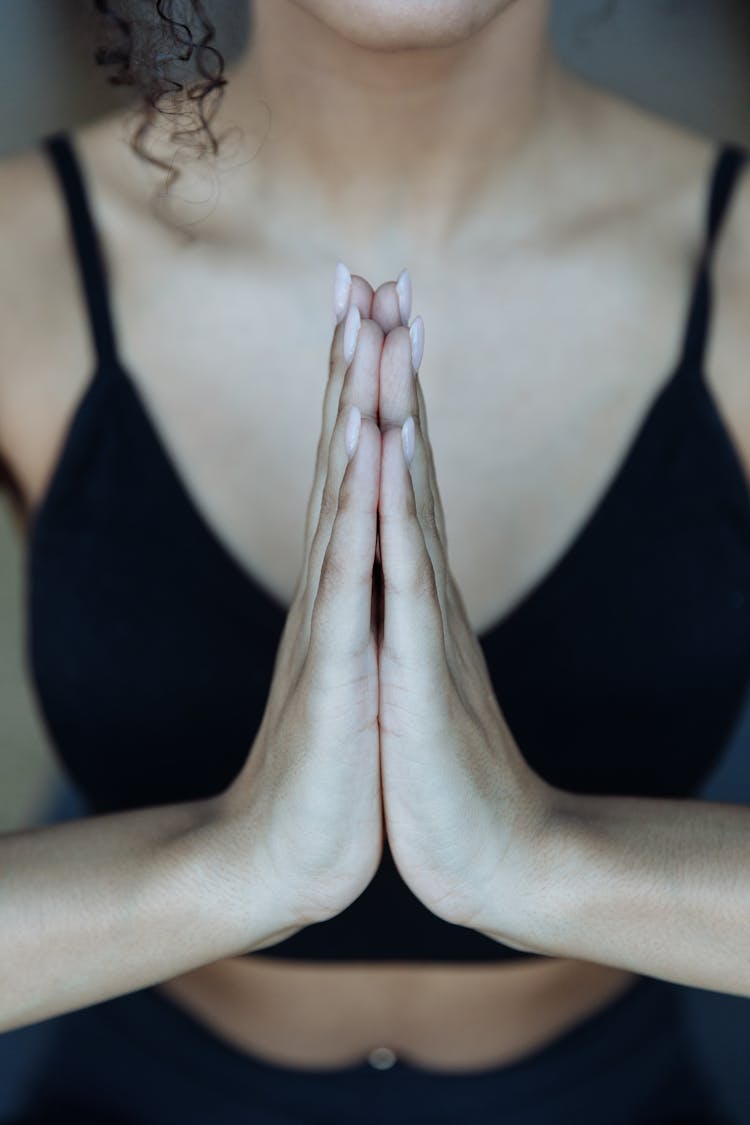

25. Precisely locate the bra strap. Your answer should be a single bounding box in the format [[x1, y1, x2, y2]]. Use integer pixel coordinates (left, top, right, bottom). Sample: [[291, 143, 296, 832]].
[[41, 130, 119, 370], [679, 142, 748, 371]]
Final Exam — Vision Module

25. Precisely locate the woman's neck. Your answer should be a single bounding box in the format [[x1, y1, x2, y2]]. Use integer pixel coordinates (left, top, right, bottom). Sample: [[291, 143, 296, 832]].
[[196, 0, 570, 261]]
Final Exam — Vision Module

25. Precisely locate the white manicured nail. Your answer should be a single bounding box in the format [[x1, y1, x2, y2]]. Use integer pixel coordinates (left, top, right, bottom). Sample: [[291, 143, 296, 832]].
[[409, 315, 424, 373], [333, 261, 352, 325], [345, 404, 362, 459], [343, 304, 361, 365], [401, 416, 415, 466], [396, 268, 412, 326]]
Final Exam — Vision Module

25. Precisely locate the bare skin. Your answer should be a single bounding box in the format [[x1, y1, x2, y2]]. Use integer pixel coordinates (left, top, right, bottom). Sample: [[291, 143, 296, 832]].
[[1, 1, 749, 1073]]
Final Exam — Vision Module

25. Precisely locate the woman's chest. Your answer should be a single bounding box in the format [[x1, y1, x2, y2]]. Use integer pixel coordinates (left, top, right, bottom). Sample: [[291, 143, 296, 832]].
[[20, 237, 730, 637], [19, 248, 750, 818]]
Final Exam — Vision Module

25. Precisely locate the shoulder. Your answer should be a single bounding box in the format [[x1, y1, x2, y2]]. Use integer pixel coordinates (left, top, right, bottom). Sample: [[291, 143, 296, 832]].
[[560, 74, 750, 477], [601, 87, 750, 351], [0, 139, 71, 379], [576, 73, 750, 276], [615, 88, 750, 478], [563, 74, 720, 241], [567, 74, 749, 383], [0, 106, 139, 374], [0, 137, 74, 504], [0, 107, 143, 508]]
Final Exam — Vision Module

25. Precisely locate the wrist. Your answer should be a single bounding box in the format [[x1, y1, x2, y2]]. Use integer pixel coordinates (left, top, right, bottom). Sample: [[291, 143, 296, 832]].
[[167, 796, 300, 958], [473, 779, 574, 955]]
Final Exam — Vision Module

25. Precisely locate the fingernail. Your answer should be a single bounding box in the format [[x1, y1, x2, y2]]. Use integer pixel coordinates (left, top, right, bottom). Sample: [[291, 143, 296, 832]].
[[345, 404, 362, 459], [409, 315, 424, 373], [333, 261, 352, 325], [343, 304, 361, 365], [396, 268, 412, 326], [401, 415, 415, 467]]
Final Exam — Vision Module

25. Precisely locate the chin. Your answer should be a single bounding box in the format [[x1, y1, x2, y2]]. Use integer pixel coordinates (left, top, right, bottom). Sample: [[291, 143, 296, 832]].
[[289, 0, 517, 50]]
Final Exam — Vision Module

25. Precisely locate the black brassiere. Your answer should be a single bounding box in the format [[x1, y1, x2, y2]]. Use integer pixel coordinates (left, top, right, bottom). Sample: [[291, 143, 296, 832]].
[[12, 130, 750, 962]]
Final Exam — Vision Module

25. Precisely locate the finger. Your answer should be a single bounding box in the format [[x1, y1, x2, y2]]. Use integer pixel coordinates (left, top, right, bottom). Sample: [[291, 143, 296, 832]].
[[407, 376, 471, 665], [408, 411, 497, 714], [414, 374, 447, 548], [378, 423, 446, 681], [307, 413, 381, 682], [368, 269, 415, 569], [303, 316, 383, 640], [406, 410, 485, 681], [379, 323, 418, 431], [355, 277, 400, 573], [299, 267, 374, 592], [375, 309, 443, 545], [370, 268, 411, 335], [398, 413, 496, 731], [408, 351, 464, 661], [382, 297, 445, 551], [379, 320, 448, 615]]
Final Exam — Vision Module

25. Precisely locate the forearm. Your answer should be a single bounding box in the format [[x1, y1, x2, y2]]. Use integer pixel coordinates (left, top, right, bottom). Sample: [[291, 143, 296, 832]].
[[487, 788, 750, 996], [0, 795, 289, 1031], [492, 792, 750, 994]]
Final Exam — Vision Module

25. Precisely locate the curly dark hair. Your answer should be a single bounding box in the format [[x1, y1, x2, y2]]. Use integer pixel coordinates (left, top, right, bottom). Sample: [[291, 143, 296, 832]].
[[92, 0, 231, 197]]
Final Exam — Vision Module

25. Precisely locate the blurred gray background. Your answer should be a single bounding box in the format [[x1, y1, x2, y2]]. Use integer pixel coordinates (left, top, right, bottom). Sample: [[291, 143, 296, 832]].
[[0, 0, 749, 1120]]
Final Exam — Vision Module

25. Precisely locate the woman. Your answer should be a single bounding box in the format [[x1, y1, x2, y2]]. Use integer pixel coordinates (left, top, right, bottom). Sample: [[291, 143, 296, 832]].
[[0, 1, 747, 1121]]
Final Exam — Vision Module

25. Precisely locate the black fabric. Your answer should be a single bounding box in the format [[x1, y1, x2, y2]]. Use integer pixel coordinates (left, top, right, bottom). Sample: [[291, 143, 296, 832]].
[[8, 975, 736, 1124], [21, 131, 750, 962]]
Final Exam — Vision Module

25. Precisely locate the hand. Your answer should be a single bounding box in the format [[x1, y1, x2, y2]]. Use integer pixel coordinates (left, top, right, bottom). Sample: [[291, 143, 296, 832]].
[[216, 268, 385, 946], [375, 281, 555, 943]]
